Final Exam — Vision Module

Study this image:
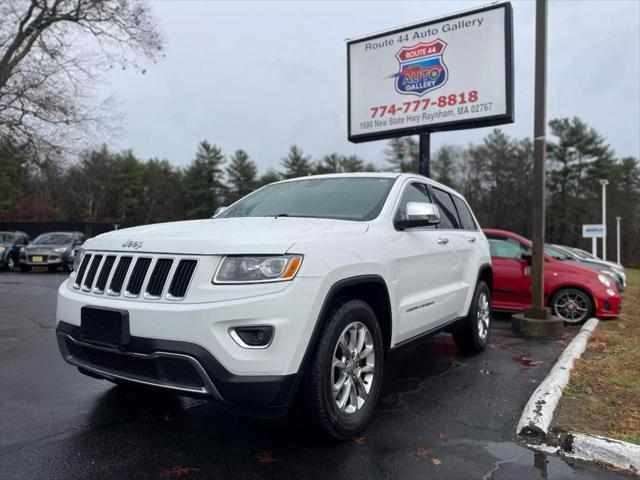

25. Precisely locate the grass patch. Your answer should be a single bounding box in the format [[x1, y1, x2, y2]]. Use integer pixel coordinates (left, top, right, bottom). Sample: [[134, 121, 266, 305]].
[[552, 268, 640, 445]]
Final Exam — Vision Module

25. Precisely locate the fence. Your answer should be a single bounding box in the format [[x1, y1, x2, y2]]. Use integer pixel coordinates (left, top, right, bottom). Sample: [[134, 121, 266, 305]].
[[0, 221, 128, 239]]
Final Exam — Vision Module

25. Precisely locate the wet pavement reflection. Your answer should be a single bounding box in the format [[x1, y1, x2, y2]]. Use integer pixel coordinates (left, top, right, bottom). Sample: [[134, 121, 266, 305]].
[[0, 273, 625, 479]]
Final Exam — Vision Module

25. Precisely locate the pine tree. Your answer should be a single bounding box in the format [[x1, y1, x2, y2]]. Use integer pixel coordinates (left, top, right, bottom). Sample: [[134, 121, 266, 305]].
[[547, 117, 615, 244], [257, 169, 281, 188], [432, 145, 460, 188], [183, 140, 226, 218], [226, 149, 257, 202], [281, 145, 312, 179], [384, 137, 419, 172], [314, 153, 342, 174]]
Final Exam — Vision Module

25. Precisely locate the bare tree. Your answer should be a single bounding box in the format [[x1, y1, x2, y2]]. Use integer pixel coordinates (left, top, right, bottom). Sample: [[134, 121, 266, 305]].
[[0, 0, 163, 158]]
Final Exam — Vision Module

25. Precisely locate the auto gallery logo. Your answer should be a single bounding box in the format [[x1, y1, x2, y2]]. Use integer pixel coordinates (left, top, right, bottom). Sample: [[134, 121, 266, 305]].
[[392, 39, 448, 96], [121, 239, 144, 250]]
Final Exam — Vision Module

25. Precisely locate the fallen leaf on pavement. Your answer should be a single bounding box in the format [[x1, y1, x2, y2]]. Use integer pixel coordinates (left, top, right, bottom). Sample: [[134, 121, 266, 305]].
[[256, 451, 280, 464], [159, 466, 200, 478], [437, 432, 448, 440], [352, 436, 366, 445], [432, 458, 442, 465], [415, 447, 430, 458]]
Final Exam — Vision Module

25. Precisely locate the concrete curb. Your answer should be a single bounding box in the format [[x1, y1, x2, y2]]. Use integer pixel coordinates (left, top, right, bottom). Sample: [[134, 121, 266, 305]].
[[562, 433, 640, 476], [516, 317, 599, 437], [517, 317, 640, 476]]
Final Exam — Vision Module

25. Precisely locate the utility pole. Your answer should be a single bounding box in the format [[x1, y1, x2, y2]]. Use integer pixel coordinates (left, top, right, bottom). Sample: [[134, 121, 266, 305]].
[[524, 0, 549, 321], [600, 179, 608, 260], [419, 133, 430, 177], [616, 216, 622, 265]]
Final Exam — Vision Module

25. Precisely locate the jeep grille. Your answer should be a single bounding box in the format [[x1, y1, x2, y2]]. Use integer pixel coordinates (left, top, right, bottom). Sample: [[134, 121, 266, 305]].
[[73, 253, 197, 300]]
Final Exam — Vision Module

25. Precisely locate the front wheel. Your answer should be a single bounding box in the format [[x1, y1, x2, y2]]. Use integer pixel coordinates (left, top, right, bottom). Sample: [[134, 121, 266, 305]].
[[453, 281, 491, 353], [550, 288, 594, 325], [304, 299, 384, 440]]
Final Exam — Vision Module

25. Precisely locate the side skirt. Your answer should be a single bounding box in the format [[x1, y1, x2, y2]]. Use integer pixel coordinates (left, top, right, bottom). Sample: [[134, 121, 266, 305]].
[[389, 315, 467, 353]]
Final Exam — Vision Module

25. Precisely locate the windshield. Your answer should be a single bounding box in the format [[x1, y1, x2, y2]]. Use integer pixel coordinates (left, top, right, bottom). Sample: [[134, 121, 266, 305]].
[[571, 248, 594, 260], [0, 233, 14, 244], [33, 233, 73, 245], [218, 177, 396, 221], [545, 245, 573, 261]]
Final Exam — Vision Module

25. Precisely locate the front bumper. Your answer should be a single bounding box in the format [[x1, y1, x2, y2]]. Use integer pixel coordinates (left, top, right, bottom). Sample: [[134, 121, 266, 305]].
[[56, 274, 327, 412], [20, 254, 69, 266], [56, 321, 300, 413], [595, 291, 622, 319]]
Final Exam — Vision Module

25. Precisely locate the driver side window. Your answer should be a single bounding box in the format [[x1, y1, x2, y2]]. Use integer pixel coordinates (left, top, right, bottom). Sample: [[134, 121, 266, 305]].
[[395, 183, 435, 229], [487, 236, 530, 259]]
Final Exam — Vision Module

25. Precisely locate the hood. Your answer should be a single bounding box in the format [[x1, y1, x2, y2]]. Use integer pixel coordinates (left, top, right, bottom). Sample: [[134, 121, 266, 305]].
[[550, 259, 599, 279], [25, 244, 70, 252], [84, 217, 370, 255]]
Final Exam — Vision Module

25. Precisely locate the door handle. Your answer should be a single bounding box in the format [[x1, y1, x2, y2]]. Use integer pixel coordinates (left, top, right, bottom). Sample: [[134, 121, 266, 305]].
[[437, 237, 449, 245], [467, 237, 476, 243]]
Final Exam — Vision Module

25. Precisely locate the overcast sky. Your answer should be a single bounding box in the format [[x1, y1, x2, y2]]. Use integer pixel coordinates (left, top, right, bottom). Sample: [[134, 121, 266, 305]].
[[102, 0, 640, 172]]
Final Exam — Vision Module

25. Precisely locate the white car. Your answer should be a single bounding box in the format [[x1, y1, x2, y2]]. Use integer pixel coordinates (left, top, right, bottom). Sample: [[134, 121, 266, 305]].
[[56, 173, 492, 439]]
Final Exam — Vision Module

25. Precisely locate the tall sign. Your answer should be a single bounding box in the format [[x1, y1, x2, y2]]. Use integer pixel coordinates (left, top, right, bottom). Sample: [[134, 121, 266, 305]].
[[347, 3, 514, 144], [583, 224, 605, 257]]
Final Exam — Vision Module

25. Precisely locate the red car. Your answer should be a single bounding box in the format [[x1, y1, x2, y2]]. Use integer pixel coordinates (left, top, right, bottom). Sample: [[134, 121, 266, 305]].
[[483, 229, 621, 324]]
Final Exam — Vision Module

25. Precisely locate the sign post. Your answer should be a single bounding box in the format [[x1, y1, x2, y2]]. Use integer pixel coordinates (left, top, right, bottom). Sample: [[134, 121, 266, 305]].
[[616, 216, 622, 265], [583, 224, 605, 257], [347, 2, 514, 164]]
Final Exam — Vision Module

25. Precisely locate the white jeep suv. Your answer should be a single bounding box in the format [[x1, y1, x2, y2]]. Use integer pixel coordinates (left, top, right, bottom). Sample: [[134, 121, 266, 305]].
[[56, 173, 492, 439]]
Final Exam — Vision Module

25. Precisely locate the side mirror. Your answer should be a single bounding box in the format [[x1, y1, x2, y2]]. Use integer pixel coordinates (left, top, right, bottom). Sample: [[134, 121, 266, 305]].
[[213, 206, 228, 217], [395, 202, 441, 230], [522, 253, 532, 266]]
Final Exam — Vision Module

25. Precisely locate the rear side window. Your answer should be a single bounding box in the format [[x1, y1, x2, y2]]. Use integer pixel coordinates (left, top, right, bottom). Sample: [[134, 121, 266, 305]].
[[452, 196, 477, 230], [431, 188, 460, 229]]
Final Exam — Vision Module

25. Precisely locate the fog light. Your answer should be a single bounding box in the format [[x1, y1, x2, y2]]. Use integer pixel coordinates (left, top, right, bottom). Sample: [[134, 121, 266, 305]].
[[229, 326, 274, 348], [606, 288, 616, 296]]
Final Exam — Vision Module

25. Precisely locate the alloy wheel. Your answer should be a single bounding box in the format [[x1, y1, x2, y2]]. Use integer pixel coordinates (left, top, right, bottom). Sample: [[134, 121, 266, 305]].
[[7, 257, 14, 270], [331, 321, 375, 415], [477, 292, 490, 339], [553, 290, 590, 324]]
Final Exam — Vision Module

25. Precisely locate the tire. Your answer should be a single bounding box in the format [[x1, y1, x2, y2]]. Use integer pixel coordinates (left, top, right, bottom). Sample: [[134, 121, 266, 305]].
[[304, 298, 384, 440], [7, 256, 15, 271], [550, 288, 594, 325], [453, 281, 491, 353]]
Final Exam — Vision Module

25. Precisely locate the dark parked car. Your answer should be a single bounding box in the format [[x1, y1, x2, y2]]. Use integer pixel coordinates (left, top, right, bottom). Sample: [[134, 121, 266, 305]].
[[0, 231, 31, 271], [19, 232, 86, 272]]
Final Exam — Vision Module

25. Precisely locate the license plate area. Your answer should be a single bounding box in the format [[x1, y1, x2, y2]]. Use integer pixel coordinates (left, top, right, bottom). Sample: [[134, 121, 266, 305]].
[[32, 256, 43, 262], [81, 306, 130, 348]]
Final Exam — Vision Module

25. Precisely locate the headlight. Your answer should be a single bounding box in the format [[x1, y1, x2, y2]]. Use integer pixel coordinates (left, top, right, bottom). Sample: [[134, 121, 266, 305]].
[[597, 273, 611, 287], [0, 247, 5, 254], [213, 255, 303, 284], [72, 249, 85, 271], [54, 247, 67, 254]]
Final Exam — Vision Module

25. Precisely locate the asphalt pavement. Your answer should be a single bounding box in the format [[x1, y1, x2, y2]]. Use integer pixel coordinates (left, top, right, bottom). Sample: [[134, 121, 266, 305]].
[[0, 272, 626, 480]]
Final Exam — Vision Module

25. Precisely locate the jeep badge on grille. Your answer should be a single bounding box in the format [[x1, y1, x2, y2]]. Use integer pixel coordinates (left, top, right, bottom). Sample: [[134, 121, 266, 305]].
[[121, 239, 144, 250]]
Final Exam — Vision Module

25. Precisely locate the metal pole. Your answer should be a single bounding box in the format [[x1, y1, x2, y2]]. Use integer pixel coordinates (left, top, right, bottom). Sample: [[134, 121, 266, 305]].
[[616, 216, 621, 264], [419, 132, 430, 177], [592, 237, 597, 257], [525, 0, 549, 320], [600, 179, 608, 260]]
